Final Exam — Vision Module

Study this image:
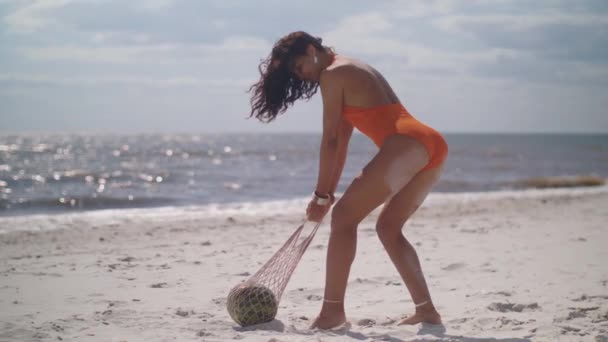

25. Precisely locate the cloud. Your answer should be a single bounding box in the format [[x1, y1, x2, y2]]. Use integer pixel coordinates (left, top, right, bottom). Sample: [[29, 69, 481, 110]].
[[1, 0, 607, 133], [434, 13, 608, 62], [4, 0, 73, 33], [388, 0, 455, 18], [134, 0, 175, 12], [320, 1, 608, 86], [5, 1, 607, 86], [0, 73, 251, 88], [322, 12, 397, 54], [17, 36, 270, 64], [91, 31, 152, 44]]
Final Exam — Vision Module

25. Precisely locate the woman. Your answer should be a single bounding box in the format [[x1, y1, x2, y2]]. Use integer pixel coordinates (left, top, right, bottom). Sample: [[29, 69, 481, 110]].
[[249, 31, 448, 329]]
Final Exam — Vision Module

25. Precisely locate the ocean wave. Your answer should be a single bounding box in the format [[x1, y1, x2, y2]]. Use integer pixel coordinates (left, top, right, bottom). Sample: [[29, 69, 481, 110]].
[[513, 175, 606, 189], [0, 195, 177, 215], [1, 169, 172, 187], [1, 185, 607, 235]]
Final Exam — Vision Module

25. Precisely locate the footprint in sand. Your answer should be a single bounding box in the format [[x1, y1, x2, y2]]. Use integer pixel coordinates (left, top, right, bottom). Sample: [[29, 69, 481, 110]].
[[118, 256, 136, 262], [441, 262, 465, 271], [378, 317, 397, 326], [564, 306, 600, 320], [149, 282, 168, 288], [596, 335, 608, 342], [197, 330, 213, 337], [460, 227, 488, 234], [306, 294, 322, 301], [572, 294, 608, 302], [592, 310, 608, 323], [353, 277, 379, 284], [175, 308, 195, 317], [0, 323, 51, 341], [448, 317, 471, 324], [558, 325, 582, 334], [50, 322, 65, 332], [496, 316, 529, 328], [356, 318, 376, 327], [212, 297, 226, 306], [488, 302, 540, 313], [197, 312, 214, 322]]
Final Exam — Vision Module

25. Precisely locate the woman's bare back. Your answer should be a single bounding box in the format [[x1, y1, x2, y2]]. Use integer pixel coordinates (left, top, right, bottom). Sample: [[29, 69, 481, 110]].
[[328, 55, 401, 108]]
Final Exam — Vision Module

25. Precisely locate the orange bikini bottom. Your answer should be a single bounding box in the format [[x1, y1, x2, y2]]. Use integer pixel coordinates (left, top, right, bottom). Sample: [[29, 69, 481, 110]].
[[342, 103, 448, 171]]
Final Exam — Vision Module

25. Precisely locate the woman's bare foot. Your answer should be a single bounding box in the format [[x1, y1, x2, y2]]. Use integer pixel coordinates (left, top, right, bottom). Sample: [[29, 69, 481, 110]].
[[310, 309, 346, 330], [398, 302, 442, 325]]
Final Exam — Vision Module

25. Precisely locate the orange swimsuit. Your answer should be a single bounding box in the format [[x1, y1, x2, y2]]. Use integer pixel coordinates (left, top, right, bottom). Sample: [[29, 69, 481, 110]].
[[342, 103, 448, 171]]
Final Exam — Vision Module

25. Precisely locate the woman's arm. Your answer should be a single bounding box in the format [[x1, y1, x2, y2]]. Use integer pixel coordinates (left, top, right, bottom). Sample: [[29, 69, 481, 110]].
[[314, 71, 344, 196], [328, 119, 353, 196]]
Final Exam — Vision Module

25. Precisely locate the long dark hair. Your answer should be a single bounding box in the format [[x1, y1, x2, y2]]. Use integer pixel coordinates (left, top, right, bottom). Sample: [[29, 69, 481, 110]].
[[248, 31, 331, 123]]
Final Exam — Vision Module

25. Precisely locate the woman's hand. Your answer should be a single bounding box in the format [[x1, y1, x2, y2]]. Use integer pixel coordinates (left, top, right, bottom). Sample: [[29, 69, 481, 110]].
[[306, 193, 336, 222]]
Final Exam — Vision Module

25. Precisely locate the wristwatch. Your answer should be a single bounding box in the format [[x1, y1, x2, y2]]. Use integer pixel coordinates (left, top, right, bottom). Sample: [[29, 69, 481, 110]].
[[312, 191, 331, 205]]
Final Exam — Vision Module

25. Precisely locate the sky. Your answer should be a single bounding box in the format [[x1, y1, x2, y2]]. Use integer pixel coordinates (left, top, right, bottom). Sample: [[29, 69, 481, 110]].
[[0, 0, 607, 134]]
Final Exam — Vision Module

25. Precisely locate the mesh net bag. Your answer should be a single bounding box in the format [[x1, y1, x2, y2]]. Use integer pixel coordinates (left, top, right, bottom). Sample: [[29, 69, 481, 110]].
[[226, 219, 322, 326]]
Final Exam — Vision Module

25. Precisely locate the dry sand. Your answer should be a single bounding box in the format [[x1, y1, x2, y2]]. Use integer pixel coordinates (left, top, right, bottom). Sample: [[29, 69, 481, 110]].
[[1, 186, 607, 341]]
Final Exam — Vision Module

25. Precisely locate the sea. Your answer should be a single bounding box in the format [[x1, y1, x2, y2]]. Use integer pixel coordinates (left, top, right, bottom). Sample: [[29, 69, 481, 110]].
[[0, 132, 607, 217]]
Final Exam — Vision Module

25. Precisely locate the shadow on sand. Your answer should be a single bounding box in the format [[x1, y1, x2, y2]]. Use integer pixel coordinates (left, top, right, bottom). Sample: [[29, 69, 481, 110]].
[[234, 320, 533, 342]]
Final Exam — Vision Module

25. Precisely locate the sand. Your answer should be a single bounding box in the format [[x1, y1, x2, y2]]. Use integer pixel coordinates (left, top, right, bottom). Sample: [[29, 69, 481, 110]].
[[1, 186, 607, 341]]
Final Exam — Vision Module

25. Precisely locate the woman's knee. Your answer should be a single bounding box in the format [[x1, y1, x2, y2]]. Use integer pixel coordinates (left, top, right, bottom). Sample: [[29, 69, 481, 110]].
[[376, 219, 405, 243], [330, 201, 360, 233]]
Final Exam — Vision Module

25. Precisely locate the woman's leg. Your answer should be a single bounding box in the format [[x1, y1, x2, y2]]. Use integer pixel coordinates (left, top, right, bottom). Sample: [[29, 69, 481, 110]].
[[311, 135, 429, 329], [376, 163, 444, 325]]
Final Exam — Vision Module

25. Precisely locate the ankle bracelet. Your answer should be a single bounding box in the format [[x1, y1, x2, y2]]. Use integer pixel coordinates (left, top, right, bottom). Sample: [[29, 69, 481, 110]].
[[415, 300, 430, 308], [323, 299, 342, 303]]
